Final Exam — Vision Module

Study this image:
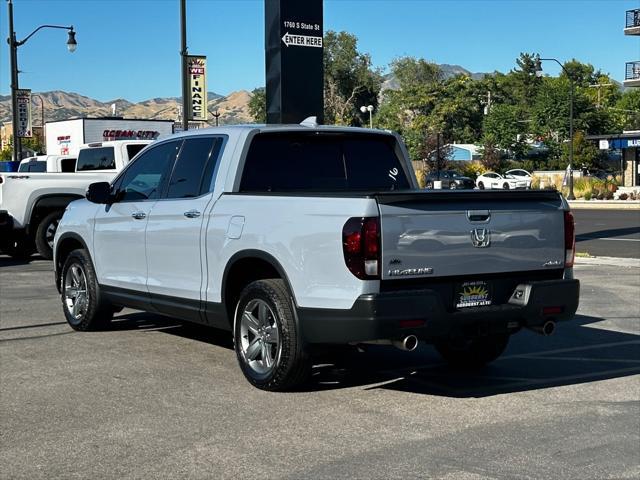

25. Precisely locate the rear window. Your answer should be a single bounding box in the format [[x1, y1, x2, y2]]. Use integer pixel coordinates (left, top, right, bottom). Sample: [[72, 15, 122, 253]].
[[76, 147, 115, 171], [19, 161, 46, 172], [239, 133, 411, 192]]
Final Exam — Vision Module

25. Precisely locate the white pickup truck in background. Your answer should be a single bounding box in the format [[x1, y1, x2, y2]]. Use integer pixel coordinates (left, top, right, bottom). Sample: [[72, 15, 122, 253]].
[[53, 124, 579, 391], [0, 140, 150, 259], [18, 155, 78, 173]]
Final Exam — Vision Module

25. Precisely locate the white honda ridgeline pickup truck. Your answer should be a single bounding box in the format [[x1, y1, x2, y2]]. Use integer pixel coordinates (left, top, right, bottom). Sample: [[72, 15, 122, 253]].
[[53, 124, 579, 391]]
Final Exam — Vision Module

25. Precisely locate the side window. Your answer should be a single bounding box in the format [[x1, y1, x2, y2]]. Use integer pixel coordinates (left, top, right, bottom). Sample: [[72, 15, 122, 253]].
[[76, 147, 116, 171], [126, 144, 147, 162], [113, 141, 180, 202], [166, 136, 223, 199]]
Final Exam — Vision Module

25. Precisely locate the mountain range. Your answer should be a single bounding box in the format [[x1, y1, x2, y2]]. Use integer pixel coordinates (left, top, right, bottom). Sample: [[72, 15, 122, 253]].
[[0, 90, 253, 126]]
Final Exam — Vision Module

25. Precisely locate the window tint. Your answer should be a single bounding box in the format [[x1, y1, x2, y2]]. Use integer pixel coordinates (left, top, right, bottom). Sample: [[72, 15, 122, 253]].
[[126, 144, 147, 162], [76, 147, 116, 171], [19, 161, 46, 172], [113, 141, 180, 202], [60, 158, 76, 172], [240, 133, 410, 192], [166, 137, 223, 199]]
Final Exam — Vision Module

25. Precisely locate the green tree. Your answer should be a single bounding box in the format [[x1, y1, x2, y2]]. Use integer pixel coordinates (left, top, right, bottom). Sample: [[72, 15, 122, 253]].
[[323, 30, 382, 125], [248, 87, 266, 123], [613, 89, 640, 131], [563, 131, 603, 170]]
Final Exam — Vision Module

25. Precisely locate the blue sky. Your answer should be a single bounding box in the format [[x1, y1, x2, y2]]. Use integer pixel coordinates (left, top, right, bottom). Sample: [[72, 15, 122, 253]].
[[1, 0, 638, 102]]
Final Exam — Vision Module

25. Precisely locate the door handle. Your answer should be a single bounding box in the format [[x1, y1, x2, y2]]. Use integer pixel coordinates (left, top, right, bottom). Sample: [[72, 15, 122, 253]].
[[131, 211, 146, 220], [184, 210, 201, 218]]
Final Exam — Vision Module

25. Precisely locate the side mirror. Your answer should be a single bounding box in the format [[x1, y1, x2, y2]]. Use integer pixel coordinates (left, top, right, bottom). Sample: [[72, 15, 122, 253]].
[[86, 182, 112, 204]]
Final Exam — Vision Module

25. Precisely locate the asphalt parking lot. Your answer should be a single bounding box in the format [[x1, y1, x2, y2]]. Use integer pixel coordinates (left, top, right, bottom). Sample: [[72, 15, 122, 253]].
[[1, 256, 639, 479]]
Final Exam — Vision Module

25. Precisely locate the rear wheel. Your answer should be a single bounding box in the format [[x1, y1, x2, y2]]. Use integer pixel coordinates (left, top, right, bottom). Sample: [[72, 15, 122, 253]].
[[35, 211, 63, 260], [449, 182, 457, 190], [434, 333, 509, 369], [234, 279, 311, 391], [61, 249, 113, 331], [0, 235, 34, 259], [503, 183, 510, 190]]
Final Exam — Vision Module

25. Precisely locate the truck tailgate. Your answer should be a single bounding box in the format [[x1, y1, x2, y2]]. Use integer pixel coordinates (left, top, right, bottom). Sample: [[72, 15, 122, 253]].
[[377, 190, 566, 280]]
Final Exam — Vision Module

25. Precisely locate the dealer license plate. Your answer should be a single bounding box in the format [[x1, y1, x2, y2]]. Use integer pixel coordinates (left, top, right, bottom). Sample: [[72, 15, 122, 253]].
[[455, 280, 492, 309]]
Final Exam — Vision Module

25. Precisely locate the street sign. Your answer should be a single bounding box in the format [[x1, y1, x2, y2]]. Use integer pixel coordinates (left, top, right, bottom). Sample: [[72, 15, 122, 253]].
[[187, 55, 208, 121], [16, 89, 33, 138], [281, 32, 323, 48], [265, 0, 324, 124]]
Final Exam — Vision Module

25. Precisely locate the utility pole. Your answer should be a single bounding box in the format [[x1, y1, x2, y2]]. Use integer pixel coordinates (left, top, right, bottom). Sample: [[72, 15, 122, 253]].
[[180, 0, 189, 131], [8, 0, 21, 162], [588, 83, 613, 108]]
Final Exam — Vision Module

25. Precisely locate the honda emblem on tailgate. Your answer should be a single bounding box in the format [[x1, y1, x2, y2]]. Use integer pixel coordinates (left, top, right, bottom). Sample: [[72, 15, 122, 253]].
[[470, 228, 491, 248]]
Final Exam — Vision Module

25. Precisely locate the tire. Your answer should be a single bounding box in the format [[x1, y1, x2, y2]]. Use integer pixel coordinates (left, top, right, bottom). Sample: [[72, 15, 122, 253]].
[[60, 249, 113, 331], [503, 183, 510, 190], [234, 279, 311, 391], [449, 182, 457, 190], [0, 236, 35, 259], [35, 211, 63, 260], [426, 181, 433, 189], [478, 182, 485, 190], [435, 334, 509, 369]]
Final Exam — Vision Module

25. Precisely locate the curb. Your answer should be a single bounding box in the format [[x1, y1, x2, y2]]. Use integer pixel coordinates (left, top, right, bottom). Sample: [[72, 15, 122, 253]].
[[568, 200, 640, 210], [574, 256, 640, 267]]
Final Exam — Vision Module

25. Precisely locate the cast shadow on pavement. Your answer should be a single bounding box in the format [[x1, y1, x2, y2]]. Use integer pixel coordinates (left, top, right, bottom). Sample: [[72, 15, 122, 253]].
[[576, 225, 640, 242], [107, 312, 639, 398]]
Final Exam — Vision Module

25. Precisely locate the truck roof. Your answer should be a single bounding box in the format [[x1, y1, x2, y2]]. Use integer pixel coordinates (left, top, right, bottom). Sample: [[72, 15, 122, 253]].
[[166, 123, 395, 140]]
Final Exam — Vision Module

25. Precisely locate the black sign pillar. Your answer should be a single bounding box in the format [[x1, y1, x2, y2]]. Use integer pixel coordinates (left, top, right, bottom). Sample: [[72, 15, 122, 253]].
[[265, 0, 323, 124]]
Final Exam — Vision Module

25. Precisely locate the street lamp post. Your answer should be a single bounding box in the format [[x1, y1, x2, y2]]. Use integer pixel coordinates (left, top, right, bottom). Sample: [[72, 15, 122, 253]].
[[6, 0, 77, 162], [535, 56, 576, 200], [360, 105, 374, 129]]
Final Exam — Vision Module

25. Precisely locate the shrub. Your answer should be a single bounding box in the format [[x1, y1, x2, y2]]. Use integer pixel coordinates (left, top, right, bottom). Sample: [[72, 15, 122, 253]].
[[630, 192, 637, 201], [583, 191, 592, 201], [597, 192, 605, 200], [605, 191, 614, 200], [618, 193, 628, 200], [415, 169, 426, 189]]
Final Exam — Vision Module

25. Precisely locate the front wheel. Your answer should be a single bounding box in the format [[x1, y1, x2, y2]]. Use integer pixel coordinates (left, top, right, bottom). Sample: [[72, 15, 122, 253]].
[[234, 279, 311, 391], [503, 183, 510, 190], [434, 333, 509, 369], [61, 249, 113, 331], [35, 211, 63, 260], [477, 182, 485, 190]]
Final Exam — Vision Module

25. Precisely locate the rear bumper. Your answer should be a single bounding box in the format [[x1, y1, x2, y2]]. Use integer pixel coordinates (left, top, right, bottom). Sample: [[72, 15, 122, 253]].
[[297, 279, 579, 343]]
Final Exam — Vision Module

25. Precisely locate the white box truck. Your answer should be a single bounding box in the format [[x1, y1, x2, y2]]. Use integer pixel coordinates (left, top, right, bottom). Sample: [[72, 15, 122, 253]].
[[45, 117, 174, 156]]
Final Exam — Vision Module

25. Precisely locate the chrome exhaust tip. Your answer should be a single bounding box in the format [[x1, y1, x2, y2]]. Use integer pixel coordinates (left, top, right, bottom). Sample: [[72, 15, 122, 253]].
[[392, 335, 419, 352], [528, 320, 556, 336]]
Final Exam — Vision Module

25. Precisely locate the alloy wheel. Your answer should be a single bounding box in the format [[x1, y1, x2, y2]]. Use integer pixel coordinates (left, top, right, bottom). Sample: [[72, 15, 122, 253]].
[[64, 264, 89, 322], [239, 299, 281, 376]]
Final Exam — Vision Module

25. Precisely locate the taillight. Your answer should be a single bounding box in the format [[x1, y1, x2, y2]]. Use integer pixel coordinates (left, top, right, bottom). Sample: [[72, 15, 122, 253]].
[[342, 217, 381, 279], [564, 211, 575, 268]]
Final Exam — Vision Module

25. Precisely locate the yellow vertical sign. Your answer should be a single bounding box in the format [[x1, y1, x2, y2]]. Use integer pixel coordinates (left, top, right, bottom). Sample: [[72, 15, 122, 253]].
[[187, 56, 208, 121]]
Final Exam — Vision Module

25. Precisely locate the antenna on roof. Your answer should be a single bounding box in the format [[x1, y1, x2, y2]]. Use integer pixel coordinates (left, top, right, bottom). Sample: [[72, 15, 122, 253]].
[[300, 116, 318, 128]]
